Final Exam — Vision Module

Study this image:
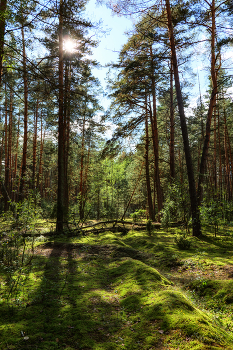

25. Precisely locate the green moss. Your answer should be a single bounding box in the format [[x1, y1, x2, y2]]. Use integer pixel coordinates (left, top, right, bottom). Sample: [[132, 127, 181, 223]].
[[1, 229, 233, 349]]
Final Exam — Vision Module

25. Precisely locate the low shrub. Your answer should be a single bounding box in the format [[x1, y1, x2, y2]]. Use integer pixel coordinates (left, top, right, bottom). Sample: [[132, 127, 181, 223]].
[[174, 234, 191, 250]]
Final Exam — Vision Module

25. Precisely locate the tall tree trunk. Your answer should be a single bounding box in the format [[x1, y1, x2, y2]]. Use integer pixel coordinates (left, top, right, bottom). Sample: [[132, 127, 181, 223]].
[[145, 95, 155, 221], [213, 105, 217, 191], [37, 116, 45, 197], [217, 108, 222, 200], [32, 100, 39, 190], [82, 144, 90, 215], [226, 115, 233, 200], [0, 133, 3, 188], [12, 116, 20, 201], [0, 0, 7, 87], [149, 46, 163, 218], [165, 0, 201, 236], [121, 161, 144, 221], [4, 84, 8, 210], [63, 59, 70, 224], [79, 114, 86, 221], [170, 59, 175, 179], [7, 87, 13, 198], [19, 24, 28, 199], [197, 0, 218, 205], [56, 0, 65, 233], [224, 108, 231, 200]]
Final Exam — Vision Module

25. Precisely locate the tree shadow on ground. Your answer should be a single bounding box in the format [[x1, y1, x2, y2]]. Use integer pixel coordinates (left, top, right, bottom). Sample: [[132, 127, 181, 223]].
[[0, 235, 232, 350]]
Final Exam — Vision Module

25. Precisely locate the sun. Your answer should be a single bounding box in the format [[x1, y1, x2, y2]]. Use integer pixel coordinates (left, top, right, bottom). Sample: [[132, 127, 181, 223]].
[[63, 39, 76, 53]]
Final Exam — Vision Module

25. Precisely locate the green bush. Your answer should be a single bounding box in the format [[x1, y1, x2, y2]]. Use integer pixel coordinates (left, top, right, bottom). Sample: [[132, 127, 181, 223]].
[[174, 234, 191, 250], [130, 209, 146, 223]]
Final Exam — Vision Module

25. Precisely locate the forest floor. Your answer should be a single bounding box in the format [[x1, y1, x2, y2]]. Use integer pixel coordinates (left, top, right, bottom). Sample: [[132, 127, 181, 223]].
[[1, 223, 233, 349]]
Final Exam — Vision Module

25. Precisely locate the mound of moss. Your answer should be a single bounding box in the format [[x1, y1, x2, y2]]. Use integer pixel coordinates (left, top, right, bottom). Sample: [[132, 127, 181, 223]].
[[1, 230, 233, 350]]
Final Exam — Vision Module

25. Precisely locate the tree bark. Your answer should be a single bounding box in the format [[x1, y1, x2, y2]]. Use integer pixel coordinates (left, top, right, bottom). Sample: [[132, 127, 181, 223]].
[[0, 0, 7, 87], [149, 46, 163, 218], [32, 100, 39, 190], [170, 59, 175, 179], [37, 115, 44, 194], [19, 24, 28, 199], [197, 0, 218, 205], [56, 0, 65, 233], [7, 87, 12, 198], [165, 0, 201, 236], [4, 83, 8, 210], [63, 58, 70, 223], [145, 95, 155, 221]]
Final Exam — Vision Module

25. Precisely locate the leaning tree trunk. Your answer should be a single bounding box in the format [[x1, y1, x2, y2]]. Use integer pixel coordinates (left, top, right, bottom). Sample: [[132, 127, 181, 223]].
[[165, 0, 201, 237]]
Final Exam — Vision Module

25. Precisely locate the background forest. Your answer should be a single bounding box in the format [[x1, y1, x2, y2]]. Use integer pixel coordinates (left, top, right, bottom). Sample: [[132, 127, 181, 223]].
[[0, 0, 233, 233]]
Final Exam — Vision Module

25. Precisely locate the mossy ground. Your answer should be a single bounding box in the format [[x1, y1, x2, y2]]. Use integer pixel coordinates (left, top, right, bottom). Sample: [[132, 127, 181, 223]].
[[0, 224, 233, 349]]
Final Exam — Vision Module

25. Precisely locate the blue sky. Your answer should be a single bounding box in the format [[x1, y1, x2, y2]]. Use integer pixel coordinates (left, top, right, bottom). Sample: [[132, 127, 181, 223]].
[[85, 1, 132, 95], [84, 0, 233, 116]]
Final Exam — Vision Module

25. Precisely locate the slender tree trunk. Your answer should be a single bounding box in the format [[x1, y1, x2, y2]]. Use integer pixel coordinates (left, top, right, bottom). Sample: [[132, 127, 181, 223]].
[[121, 161, 144, 220], [226, 115, 233, 200], [97, 187, 100, 221], [149, 46, 163, 218], [224, 108, 231, 200], [56, 0, 65, 233], [32, 100, 39, 190], [7, 87, 13, 198], [145, 95, 155, 221], [19, 24, 28, 199], [79, 113, 86, 220], [165, 0, 201, 236], [213, 105, 217, 191], [0, 0, 7, 87], [12, 116, 20, 201], [37, 116, 45, 195], [217, 108, 222, 200], [197, 0, 218, 205], [170, 59, 175, 179], [4, 85, 8, 210], [63, 59, 70, 224], [82, 144, 90, 214], [0, 134, 3, 187]]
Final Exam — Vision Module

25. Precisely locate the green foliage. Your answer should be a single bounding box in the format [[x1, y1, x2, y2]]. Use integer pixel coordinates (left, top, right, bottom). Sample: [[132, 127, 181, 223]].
[[130, 209, 146, 223], [13, 192, 43, 232], [199, 195, 233, 236], [161, 183, 190, 229], [174, 234, 192, 250]]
